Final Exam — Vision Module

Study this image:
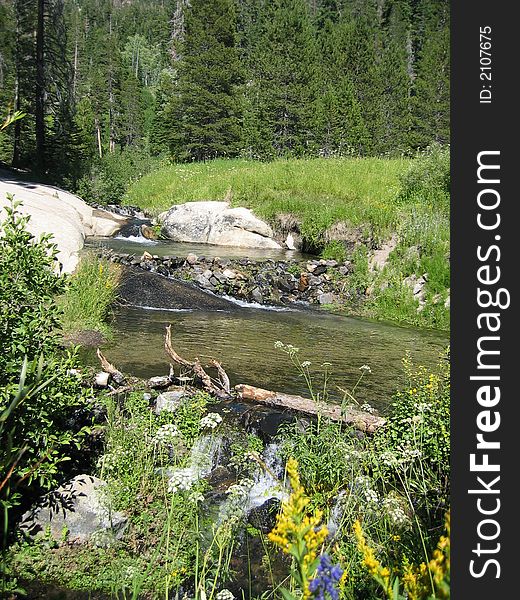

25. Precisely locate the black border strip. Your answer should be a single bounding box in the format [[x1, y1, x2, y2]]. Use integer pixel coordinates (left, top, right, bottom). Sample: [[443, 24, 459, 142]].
[[451, 1, 515, 596]]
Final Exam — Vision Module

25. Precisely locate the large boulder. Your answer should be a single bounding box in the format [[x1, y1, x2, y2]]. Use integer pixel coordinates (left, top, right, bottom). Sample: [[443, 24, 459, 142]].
[[0, 169, 128, 273], [19, 475, 128, 545], [159, 201, 282, 249]]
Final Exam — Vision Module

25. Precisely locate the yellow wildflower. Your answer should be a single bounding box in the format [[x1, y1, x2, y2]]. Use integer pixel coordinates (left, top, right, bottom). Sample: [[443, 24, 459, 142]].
[[268, 458, 329, 599], [353, 520, 393, 598]]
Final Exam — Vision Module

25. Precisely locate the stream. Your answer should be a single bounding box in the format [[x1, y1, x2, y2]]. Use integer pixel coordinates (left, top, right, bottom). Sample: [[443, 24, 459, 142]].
[[85, 233, 448, 412]]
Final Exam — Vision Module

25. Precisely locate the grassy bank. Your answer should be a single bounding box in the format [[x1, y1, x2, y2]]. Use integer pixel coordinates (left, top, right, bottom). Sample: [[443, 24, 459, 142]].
[[125, 152, 450, 330], [125, 157, 409, 240], [59, 253, 121, 340]]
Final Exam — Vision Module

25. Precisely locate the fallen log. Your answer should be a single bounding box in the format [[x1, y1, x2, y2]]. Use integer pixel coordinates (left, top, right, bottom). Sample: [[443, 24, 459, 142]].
[[234, 384, 386, 434]]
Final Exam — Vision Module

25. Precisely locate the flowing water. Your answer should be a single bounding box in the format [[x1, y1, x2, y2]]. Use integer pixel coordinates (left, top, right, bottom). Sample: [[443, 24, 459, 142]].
[[86, 233, 308, 261], [84, 232, 448, 411], [86, 302, 447, 413]]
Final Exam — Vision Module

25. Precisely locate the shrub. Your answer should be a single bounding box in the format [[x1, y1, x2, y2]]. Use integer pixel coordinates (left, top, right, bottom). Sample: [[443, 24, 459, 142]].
[[76, 147, 165, 205], [0, 199, 90, 536], [397, 144, 450, 211], [0, 200, 65, 377]]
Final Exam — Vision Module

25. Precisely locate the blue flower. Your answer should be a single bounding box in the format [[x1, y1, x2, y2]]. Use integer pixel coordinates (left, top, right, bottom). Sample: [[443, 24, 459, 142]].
[[309, 554, 344, 600]]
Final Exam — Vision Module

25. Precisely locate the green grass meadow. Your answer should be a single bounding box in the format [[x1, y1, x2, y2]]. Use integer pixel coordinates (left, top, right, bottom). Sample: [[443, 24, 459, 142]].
[[125, 154, 450, 330]]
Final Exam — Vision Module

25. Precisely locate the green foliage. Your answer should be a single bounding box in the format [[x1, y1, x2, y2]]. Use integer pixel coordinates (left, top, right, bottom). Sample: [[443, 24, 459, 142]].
[[397, 144, 450, 211], [77, 146, 164, 205], [275, 348, 451, 600], [169, 0, 243, 161], [0, 199, 90, 573], [0, 199, 65, 376], [373, 351, 451, 502], [321, 240, 347, 263], [277, 420, 355, 507], [58, 252, 120, 336]]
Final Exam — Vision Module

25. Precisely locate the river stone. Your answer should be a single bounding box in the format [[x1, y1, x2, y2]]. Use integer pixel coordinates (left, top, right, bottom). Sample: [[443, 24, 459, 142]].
[[159, 201, 282, 249], [318, 292, 335, 305], [250, 287, 264, 304], [19, 475, 127, 545], [0, 169, 128, 273], [248, 498, 281, 533], [155, 390, 186, 414]]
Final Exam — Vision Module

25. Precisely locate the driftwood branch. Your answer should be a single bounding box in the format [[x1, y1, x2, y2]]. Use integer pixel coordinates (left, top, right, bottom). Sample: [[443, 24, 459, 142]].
[[211, 360, 231, 394], [164, 325, 231, 399], [235, 384, 386, 434], [96, 348, 125, 385]]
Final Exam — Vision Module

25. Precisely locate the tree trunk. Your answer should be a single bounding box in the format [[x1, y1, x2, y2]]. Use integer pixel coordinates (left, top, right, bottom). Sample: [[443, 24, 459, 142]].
[[35, 0, 45, 171]]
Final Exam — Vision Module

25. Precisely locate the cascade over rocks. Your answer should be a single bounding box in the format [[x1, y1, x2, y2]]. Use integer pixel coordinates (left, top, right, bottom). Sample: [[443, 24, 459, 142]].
[[105, 250, 355, 308], [158, 201, 283, 249]]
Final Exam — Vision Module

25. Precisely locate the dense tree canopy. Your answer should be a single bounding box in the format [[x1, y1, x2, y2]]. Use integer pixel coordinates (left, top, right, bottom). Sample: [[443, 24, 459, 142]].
[[0, 0, 450, 187]]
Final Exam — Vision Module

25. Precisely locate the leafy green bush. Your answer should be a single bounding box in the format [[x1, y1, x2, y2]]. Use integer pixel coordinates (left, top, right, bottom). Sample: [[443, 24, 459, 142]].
[[0, 199, 89, 532], [373, 350, 450, 510], [0, 201, 65, 377], [321, 240, 347, 263], [76, 147, 165, 205], [397, 144, 450, 211]]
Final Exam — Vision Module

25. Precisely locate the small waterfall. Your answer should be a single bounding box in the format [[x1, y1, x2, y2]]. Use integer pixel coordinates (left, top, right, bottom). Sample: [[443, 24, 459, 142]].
[[214, 442, 287, 527], [190, 434, 224, 478], [162, 434, 223, 491], [246, 442, 287, 510], [114, 218, 157, 244]]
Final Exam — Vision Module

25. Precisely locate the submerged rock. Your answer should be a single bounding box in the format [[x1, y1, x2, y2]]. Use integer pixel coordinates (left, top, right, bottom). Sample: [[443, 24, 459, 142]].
[[19, 475, 127, 545], [117, 266, 237, 311]]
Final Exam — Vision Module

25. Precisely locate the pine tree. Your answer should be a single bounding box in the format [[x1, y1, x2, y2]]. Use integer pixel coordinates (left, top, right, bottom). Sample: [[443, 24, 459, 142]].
[[410, 0, 450, 148], [169, 0, 243, 162], [378, 0, 413, 153], [245, 0, 320, 159]]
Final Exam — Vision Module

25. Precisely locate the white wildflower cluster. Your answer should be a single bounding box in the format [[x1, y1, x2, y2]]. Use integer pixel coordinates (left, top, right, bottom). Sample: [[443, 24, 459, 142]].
[[399, 445, 422, 461], [360, 402, 376, 414], [188, 491, 205, 504], [168, 467, 198, 493], [215, 590, 234, 600], [123, 565, 139, 581], [226, 478, 254, 499], [380, 451, 401, 468], [415, 402, 433, 413], [380, 446, 422, 470], [344, 448, 364, 461], [274, 341, 300, 355], [301, 360, 311, 368], [220, 479, 254, 523], [200, 412, 223, 429], [96, 449, 131, 472], [382, 495, 410, 529], [359, 364, 372, 374], [353, 475, 379, 506], [154, 423, 180, 445]]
